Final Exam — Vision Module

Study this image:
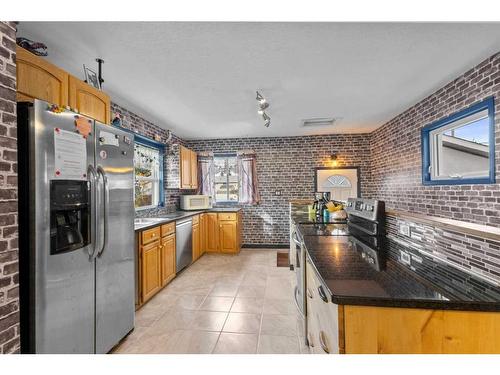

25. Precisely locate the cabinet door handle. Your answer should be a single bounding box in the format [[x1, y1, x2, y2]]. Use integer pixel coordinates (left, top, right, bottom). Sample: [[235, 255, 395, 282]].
[[318, 331, 330, 354], [318, 285, 328, 303]]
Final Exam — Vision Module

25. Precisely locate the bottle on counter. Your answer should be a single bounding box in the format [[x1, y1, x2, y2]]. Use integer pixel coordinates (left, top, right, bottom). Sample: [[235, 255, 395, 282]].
[[323, 209, 329, 222]]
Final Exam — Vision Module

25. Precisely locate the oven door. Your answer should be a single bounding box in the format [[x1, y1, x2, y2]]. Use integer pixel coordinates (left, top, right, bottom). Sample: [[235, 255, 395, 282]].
[[293, 236, 305, 318]]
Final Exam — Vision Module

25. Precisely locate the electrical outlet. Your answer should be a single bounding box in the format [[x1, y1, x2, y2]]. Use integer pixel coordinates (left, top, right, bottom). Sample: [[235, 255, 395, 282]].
[[400, 251, 411, 265], [399, 223, 411, 237], [274, 190, 282, 196]]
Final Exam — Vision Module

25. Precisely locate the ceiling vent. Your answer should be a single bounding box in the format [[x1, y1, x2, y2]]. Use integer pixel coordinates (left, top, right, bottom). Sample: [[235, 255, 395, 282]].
[[301, 117, 340, 127]]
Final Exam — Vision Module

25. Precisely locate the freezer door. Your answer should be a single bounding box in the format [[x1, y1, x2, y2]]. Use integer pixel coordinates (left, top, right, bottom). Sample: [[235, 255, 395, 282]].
[[29, 100, 96, 353], [94, 122, 135, 353]]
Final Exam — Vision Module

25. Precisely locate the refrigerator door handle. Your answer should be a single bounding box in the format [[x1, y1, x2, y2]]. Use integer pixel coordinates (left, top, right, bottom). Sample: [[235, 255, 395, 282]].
[[96, 166, 109, 257], [87, 164, 98, 260]]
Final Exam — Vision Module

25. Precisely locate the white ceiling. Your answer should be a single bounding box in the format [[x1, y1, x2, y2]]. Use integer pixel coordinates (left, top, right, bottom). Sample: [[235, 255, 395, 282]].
[[17, 22, 500, 140]]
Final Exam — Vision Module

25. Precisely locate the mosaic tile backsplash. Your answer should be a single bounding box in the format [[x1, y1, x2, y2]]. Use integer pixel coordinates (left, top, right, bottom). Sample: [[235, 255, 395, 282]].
[[386, 215, 500, 285]]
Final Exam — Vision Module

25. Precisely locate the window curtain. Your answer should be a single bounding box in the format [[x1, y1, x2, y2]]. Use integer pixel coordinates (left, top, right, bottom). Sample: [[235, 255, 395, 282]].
[[237, 151, 261, 205], [197, 152, 215, 199]]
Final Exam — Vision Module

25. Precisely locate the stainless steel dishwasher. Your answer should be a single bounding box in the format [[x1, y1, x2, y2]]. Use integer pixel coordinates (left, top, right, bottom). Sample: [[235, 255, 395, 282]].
[[176, 218, 193, 272]]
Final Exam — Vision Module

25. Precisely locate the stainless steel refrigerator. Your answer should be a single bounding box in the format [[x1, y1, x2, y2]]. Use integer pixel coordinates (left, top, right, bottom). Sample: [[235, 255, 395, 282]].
[[18, 99, 135, 354]]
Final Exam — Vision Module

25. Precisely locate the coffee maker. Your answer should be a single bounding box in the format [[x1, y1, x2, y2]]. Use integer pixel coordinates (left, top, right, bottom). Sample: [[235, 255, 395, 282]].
[[50, 180, 90, 255], [313, 192, 330, 221]]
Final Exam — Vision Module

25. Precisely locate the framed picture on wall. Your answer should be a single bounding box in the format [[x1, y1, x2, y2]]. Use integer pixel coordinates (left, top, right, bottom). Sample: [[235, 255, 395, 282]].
[[83, 64, 100, 90], [314, 167, 361, 202]]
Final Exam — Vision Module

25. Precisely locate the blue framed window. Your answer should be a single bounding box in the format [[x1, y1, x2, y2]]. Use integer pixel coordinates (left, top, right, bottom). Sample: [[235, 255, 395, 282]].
[[421, 96, 495, 185], [133, 133, 165, 210]]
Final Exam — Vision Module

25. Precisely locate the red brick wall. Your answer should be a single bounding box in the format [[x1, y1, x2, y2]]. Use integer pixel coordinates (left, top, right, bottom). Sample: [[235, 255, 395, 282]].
[[368, 52, 500, 227], [0, 21, 19, 354]]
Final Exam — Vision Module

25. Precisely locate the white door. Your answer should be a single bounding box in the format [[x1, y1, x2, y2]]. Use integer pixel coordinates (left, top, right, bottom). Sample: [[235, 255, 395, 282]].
[[316, 168, 358, 202]]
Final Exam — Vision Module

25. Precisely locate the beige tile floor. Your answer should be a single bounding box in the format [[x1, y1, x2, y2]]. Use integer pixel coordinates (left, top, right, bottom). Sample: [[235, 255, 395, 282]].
[[113, 249, 309, 354]]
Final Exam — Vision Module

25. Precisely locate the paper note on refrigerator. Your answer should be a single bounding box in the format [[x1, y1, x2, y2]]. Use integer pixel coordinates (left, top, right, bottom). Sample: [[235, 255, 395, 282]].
[[54, 128, 87, 180]]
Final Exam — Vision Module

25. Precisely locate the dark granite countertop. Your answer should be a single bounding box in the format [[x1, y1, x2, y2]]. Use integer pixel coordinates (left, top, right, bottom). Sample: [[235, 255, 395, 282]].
[[302, 233, 500, 311], [134, 207, 242, 231]]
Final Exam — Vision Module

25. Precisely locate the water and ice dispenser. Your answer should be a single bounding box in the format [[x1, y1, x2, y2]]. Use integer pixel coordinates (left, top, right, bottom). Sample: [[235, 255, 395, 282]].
[[50, 180, 91, 254]]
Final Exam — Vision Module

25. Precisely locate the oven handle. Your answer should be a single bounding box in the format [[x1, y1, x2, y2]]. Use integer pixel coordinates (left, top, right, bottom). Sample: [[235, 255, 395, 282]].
[[318, 285, 328, 303], [293, 286, 304, 318]]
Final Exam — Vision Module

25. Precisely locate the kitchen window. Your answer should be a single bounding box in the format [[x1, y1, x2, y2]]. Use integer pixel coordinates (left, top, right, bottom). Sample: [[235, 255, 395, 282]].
[[422, 96, 495, 185], [214, 154, 239, 203], [134, 138, 164, 209]]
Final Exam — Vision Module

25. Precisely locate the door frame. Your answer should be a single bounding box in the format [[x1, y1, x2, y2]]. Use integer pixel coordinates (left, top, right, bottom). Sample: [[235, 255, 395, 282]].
[[313, 166, 361, 197]]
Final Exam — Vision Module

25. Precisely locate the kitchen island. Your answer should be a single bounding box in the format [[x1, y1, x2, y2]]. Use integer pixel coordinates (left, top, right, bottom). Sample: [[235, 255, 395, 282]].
[[290, 202, 500, 354]]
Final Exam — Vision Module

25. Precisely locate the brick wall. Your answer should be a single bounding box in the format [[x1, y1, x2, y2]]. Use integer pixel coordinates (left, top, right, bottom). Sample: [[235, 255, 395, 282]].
[[110, 102, 195, 214], [188, 135, 371, 245], [0, 21, 19, 354], [368, 52, 500, 227]]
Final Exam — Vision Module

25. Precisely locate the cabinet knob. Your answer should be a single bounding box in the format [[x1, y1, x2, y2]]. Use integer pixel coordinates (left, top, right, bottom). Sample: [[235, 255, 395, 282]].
[[152, 233, 156, 237]]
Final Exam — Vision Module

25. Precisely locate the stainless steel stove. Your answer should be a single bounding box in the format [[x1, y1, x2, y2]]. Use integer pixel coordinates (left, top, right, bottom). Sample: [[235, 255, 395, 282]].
[[290, 198, 385, 337]]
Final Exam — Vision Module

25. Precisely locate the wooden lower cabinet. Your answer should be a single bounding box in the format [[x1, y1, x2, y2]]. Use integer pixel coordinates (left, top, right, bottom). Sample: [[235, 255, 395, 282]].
[[138, 211, 242, 308], [200, 213, 207, 255], [219, 220, 238, 253], [161, 233, 176, 286], [138, 224, 176, 306], [192, 220, 201, 262], [205, 213, 219, 252], [140, 240, 162, 303], [305, 250, 500, 354], [343, 305, 500, 354], [202, 212, 242, 254]]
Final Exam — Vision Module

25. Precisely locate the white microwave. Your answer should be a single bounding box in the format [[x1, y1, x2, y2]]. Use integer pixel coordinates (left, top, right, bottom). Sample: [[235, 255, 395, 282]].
[[180, 195, 212, 210]]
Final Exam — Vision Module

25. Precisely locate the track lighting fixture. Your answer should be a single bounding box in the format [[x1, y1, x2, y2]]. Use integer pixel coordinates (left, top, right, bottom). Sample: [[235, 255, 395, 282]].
[[256, 91, 271, 128]]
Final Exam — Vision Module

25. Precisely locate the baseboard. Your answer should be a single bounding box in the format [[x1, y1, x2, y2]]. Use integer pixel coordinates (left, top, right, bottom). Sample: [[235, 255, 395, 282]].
[[242, 243, 289, 249]]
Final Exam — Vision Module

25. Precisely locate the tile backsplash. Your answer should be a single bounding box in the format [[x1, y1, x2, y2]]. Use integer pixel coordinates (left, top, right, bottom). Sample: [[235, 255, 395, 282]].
[[386, 215, 500, 285]]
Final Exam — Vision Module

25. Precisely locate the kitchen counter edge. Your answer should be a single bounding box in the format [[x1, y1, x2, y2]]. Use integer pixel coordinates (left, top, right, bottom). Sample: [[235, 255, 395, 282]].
[[134, 208, 242, 231]]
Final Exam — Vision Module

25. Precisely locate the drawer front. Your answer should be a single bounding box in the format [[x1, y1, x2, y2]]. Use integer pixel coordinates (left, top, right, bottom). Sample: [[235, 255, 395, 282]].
[[161, 222, 175, 237], [218, 212, 237, 221], [142, 226, 161, 245], [192, 215, 199, 225]]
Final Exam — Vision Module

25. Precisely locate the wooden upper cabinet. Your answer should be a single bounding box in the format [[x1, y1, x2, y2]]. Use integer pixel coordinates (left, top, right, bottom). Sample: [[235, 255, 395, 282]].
[[180, 145, 192, 189], [68, 75, 110, 124], [190, 150, 198, 190], [16, 47, 69, 106]]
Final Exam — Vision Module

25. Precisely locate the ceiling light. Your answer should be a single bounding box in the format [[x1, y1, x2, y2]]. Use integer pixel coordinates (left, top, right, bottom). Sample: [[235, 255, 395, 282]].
[[256, 91, 271, 128], [256, 91, 266, 104]]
